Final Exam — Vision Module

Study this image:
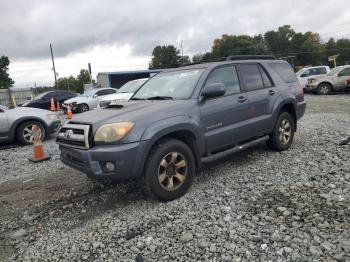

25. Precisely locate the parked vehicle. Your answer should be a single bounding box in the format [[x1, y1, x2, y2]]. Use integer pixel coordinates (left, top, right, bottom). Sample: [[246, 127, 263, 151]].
[[296, 66, 330, 88], [305, 65, 350, 95], [21, 90, 77, 110], [57, 55, 306, 201], [63, 88, 117, 113], [0, 105, 61, 144], [98, 78, 148, 108]]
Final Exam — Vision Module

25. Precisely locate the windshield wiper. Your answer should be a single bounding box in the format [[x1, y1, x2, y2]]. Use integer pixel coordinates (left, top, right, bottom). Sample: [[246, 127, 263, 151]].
[[147, 96, 173, 100], [131, 97, 146, 100]]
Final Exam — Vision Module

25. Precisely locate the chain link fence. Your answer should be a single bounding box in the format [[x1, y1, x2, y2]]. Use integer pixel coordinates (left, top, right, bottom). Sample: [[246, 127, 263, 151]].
[[0, 88, 33, 107]]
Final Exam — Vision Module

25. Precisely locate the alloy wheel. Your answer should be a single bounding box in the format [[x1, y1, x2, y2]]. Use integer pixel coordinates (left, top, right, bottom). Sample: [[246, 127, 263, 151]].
[[158, 152, 188, 192], [23, 124, 42, 143], [279, 119, 292, 145]]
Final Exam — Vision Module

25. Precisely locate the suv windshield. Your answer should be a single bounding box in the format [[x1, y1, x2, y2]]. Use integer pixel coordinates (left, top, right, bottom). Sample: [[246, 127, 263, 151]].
[[132, 69, 204, 100], [81, 89, 95, 97], [327, 67, 343, 76], [118, 79, 147, 93]]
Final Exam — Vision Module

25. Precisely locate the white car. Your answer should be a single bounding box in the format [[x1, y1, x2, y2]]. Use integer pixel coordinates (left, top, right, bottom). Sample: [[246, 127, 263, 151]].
[[296, 66, 330, 88], [98, 78, 148, 108], [63, 88, 117, 113]]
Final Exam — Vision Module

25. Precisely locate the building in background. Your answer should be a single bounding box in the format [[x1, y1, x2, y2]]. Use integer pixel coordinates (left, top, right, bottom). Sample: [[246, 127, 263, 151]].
[[97, 70, 161, 89]]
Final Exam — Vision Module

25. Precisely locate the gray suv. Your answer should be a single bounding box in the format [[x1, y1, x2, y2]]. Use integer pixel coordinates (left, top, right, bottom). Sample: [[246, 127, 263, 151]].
[[57, 56, 306, 201], [305, 65, 350, 95]]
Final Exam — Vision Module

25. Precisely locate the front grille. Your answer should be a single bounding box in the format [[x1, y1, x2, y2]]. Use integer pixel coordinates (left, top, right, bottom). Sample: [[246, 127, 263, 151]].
[[99, 101, 111, 108], [61, 152, 85, 168], [56, 123, 91, 149]]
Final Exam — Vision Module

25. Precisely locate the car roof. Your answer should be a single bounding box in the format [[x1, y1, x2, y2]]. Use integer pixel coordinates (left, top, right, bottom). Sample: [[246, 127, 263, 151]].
[[162, 59, 284, 72]]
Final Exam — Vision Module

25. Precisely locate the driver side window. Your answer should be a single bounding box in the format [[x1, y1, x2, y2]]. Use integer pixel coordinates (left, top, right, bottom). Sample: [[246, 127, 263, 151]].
[[301, 70, 310, 77], [205, 65, 241, 96], [339, 68, 350, 77]]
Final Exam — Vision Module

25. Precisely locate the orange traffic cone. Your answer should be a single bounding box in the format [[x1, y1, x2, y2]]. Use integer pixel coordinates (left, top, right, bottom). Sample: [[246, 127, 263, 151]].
[[66, 104, 73, 119], [50, 97, 56, 111], [56, 101, 61, 111], [28, 125, 51, 162]]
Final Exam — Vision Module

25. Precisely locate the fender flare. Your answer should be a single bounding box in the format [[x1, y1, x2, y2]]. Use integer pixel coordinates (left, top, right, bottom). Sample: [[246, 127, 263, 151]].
[[271, 99, 298, 130], [9, 117, 49, 141]]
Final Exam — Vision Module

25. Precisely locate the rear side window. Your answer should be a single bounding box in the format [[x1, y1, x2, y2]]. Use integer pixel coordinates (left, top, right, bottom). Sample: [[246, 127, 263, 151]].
[[258, 65, 273, 87], [239, 64, 265, 91], [205, 65, 241, 95], [315, 67, 327, 75], [269, 62, 297, 83]]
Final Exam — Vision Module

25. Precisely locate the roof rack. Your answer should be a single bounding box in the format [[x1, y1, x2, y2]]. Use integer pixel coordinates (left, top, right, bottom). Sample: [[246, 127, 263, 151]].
[[226, 55, 276, 61]]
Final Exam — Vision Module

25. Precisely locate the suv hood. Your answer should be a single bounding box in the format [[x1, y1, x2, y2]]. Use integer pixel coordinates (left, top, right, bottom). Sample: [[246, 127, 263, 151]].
[[100, 93, 133, 102], [70, 100, 195, 128]]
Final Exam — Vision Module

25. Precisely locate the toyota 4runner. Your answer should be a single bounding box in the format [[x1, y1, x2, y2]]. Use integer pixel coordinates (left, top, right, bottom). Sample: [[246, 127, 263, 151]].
[[57, 55, 306, 201]]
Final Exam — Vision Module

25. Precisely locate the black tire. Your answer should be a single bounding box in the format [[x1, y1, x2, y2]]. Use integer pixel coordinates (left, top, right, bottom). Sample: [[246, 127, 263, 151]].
[[142, 138, 195, 201], [316, 83, 331, 95], [16, 121, 46, 145], [267, 112, 295, 151], [78, 103, 89, 113]]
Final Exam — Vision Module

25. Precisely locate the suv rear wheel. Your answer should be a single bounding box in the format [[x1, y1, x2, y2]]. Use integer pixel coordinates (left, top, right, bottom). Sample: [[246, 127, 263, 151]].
[[142, 138, 195, 201], [267, 112, 295, 151], [316, 83, 331, 95]]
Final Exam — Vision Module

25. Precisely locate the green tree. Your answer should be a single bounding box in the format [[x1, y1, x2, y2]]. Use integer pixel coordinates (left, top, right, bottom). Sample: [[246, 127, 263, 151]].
[[334, 38, 350, 66], [264, 25, 296, 56], [0, 56, 14, 89], [297, 32, 325, 66], [211, 34, 257, 58], [149, 45, 182, 69]]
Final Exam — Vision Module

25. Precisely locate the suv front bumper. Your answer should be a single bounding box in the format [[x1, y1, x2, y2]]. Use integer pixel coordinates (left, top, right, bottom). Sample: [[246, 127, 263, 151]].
[[59, 141, 149, 181], [47, 120, 62, 134], [304, 84, 317, 91]]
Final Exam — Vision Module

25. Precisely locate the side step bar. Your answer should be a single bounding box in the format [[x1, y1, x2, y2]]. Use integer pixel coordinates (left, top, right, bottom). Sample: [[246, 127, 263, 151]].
[[201, 135, 269, 164]]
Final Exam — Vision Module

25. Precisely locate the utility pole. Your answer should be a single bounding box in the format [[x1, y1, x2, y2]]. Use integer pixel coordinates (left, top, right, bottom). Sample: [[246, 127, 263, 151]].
[[180, 40, 184, 57], [66, 78, 70, 91], [50, 43, 57, 89]]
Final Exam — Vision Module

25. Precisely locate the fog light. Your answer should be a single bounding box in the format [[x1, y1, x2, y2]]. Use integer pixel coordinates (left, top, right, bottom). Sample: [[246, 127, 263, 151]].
[[105, 162, 115, 172]]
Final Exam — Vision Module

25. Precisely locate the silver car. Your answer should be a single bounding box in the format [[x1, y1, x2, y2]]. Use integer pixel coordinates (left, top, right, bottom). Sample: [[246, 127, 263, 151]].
[[0, 105, 61, 144], [305, 66, 350, 95], [62, 88, 117, 113]]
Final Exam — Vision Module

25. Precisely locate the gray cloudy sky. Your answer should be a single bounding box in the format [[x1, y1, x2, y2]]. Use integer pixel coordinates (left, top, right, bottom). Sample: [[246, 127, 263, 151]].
[[1, 0, 349, 87]]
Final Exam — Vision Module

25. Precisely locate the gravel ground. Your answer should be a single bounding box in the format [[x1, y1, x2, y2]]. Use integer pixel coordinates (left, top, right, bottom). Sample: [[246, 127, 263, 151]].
[[0, 94, 349, 261]]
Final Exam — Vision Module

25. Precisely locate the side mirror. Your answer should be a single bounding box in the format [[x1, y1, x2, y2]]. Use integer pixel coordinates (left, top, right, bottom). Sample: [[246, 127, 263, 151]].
[[201, 83, 225, 99], [92, 94, 98, 98]]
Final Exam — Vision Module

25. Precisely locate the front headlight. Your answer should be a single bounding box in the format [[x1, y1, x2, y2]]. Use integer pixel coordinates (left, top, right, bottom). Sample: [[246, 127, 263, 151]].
[[309, 79, 317, 84], [47, 113, 59, 121], [94, 122, 134, 143]]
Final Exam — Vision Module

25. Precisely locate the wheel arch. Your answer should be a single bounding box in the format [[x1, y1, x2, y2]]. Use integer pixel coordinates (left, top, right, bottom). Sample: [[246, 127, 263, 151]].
[[273, 101, 297, 132], [317, 81, 333, 90], [10, 117, 48, 141], [138, 117, 205, 174]]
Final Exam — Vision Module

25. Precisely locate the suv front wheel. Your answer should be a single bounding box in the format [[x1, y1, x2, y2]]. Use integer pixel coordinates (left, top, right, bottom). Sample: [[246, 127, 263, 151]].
[[142, 138, 195, 201], [267, 112, 295, 151]]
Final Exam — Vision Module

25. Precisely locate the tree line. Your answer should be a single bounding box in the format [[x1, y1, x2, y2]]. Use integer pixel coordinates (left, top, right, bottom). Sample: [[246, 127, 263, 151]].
[[149, 25, 350, 70]]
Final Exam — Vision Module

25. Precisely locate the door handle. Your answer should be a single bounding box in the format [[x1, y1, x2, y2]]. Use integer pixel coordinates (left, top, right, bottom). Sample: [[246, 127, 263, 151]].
[[238, 96, 247, 103], [268, 90, 275, 96]]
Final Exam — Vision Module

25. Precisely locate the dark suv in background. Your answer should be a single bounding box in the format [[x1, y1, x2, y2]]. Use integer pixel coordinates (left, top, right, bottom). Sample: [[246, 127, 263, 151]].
[[57, 56, 306, 201]]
